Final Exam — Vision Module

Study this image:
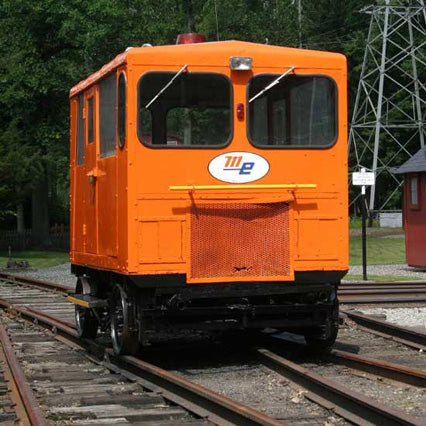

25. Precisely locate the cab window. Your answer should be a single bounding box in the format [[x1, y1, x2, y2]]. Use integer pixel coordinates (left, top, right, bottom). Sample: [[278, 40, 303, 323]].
[[248, 75, 337, 148], [76, 94, 84, 164], [99, 73, 116, 157], [138, 72, 232, 147], [87, 97, 94, 144]]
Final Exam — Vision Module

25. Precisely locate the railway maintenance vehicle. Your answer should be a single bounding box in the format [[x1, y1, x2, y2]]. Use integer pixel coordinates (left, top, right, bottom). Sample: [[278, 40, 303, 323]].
[[68, 33, 348, 354]]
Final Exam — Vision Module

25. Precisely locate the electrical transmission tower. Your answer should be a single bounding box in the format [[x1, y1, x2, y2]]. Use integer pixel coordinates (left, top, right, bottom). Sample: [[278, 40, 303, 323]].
[[348, 0, 426, 213]]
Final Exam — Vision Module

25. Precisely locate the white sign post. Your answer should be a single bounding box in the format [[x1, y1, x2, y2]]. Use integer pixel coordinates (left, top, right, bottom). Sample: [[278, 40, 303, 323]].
[[352, 168, 375, 281]]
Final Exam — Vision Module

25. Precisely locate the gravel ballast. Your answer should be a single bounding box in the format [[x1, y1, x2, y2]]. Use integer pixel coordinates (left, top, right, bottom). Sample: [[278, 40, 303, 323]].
[[11, 263, 75, 288], [348, 264, 426, 279], [359, 307, 426, 329]]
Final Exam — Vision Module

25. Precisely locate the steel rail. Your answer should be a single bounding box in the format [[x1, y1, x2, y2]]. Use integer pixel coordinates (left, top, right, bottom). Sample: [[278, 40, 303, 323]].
[[342, 310, 426, 349], [0, 296, 286, 426], [330, 349, 426, 387], [340, 288, 426, 294], [114, 353, 286, 426], [0, 272, 70, 294], [338, 282, 426, 303], [340, 281, 426, 287], [339, 294, 426, 303], [256, 348, 426, 426], [0, 325, 46, 426]]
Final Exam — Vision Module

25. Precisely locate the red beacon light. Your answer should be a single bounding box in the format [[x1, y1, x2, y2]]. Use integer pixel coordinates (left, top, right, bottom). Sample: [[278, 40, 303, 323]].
[[176, 33, 206, 45]]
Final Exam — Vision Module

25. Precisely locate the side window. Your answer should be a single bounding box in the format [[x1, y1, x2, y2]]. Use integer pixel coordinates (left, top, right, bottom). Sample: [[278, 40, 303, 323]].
[[409, 175, 419, 208], [87, 97, 94, 144], [118, 72, 126, 149], [76, 94, 84, 165], [99, 74, 117, 157]]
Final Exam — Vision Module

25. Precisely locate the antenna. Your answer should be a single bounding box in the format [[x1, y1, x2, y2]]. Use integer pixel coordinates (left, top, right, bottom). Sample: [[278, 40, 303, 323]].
[[348, 0, 426, 213]]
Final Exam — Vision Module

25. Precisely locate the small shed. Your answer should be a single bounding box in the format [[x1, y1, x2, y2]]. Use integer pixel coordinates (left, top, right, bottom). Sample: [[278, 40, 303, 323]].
[[395, 147, 426, 268]]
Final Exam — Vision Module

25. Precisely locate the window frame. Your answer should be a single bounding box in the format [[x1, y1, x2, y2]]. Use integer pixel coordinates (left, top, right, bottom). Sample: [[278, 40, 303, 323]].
[[137, 71, 234, 149], [76, 94, 85, 165], [408, 173, 420, 210], [87, 96, 95, 145], [98, 73, 117, 158], [246, 73, 339, 150], [117, 71, 127, 150]]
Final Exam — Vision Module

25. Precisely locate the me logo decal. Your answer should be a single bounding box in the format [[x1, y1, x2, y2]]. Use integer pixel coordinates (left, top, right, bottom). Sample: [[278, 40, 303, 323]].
[[208, 152, 270, 183], [223, 156, 254, 175]]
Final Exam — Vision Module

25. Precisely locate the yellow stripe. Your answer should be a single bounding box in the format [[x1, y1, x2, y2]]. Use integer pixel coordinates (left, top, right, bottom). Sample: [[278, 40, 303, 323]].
[[67, 295, 90, 308], [169, 184, 317, 191]]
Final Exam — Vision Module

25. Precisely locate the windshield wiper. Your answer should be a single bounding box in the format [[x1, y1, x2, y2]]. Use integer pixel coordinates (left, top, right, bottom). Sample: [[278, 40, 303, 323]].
[[145, 64, 188, 109], [249, 66, 295, 103]]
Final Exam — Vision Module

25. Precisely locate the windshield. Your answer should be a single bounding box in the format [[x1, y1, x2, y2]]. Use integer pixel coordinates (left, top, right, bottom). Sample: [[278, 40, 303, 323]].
[[248, 75, 337, 148], [138, 72, 232, 147]]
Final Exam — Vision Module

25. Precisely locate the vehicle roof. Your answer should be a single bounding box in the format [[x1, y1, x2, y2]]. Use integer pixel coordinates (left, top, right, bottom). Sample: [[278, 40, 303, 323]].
[[69, 40, 346, 98]]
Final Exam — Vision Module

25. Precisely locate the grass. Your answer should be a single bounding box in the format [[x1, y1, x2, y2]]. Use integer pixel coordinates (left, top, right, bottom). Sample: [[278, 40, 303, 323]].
[[349, 217, 378, 229], [349, 235, 406, 266], [344, 274, 420, 282], [0, 251, 69, 269]]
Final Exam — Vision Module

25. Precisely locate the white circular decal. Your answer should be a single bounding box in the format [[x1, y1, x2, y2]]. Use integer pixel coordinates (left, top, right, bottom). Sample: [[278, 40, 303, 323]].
[[208, 152, 270, 184]]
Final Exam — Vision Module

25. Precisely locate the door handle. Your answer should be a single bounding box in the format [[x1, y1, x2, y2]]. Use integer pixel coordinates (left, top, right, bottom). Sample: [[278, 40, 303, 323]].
[[87, 168, 105, 184]]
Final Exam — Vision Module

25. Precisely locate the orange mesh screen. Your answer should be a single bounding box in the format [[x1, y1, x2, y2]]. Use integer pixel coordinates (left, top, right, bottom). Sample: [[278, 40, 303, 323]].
[[190, 202, 290, 280]]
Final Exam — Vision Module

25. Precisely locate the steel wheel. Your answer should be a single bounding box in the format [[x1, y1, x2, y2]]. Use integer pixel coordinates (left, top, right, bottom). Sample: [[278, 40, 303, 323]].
[[75, 278, 98, 339], [110, 284, 139, 355]]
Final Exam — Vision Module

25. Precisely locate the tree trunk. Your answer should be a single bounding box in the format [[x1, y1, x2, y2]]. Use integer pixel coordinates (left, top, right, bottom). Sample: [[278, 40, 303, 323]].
[[16, 203, 25, 233], [32, 178, 51, 246]]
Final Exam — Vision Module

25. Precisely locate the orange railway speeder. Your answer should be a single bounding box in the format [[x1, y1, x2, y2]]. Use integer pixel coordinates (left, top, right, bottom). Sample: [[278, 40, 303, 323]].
[[68, 33, 348, 354]]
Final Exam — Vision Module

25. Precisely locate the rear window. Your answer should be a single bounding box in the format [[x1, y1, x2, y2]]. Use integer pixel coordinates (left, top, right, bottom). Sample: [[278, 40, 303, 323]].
[[76, 94, 84, 165], [99, 73, 117, 157], [248, 75, 337, 148], [138, 72, 232, 147], [87, 97, 94, 144]]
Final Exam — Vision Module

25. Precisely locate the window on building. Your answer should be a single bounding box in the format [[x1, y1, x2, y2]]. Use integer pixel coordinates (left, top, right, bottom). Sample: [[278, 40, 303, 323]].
[[409, 175, 419, 207], [138, 72, 231, 147], [87, 97, 94, 144], [118, 73, 126, 149], [99, 74, 117, 157], [77, 94, 84, 165], [248, 75, 337, 148]]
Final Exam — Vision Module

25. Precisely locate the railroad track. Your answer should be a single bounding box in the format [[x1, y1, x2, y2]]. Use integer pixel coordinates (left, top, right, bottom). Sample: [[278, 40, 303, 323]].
[[339, 280, 426, 303], [1, 274, 426, 424], [2, 270, 426, 304], [0, 325, 40, 425], [3, 271, 426, 304], [0, 275, 284, 425]]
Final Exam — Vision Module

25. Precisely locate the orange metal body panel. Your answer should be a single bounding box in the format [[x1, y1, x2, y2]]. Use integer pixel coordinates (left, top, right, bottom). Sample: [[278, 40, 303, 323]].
[[70, 41, 348, 282]]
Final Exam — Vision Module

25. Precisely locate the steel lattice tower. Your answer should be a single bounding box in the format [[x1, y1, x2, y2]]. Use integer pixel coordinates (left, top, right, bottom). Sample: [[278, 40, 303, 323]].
[[348, 0, 426, 212]]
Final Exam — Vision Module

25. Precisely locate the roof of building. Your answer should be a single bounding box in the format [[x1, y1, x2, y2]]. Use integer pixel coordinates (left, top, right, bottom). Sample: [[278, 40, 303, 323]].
[[395, 146, 426, 174]]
